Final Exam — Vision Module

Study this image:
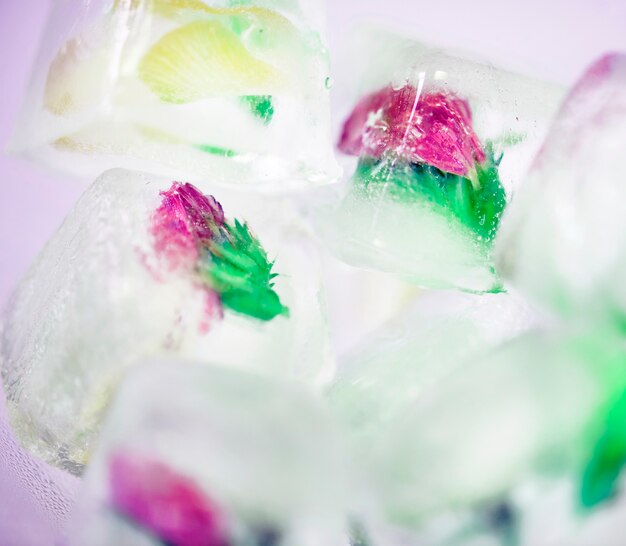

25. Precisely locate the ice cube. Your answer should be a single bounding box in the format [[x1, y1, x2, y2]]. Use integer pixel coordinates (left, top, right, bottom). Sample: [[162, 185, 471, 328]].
[[69, 361, 350, 546], [496, 54, 626, 320], [355, 327, 626, 542], [327, 290, 543, 448], [320, 29, 564, 292], [10, 0, 339, 190], [1, 168, 332, 474]]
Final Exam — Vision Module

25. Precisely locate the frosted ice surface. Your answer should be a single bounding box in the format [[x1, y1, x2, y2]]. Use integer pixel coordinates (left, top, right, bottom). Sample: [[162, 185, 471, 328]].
[[1, 169, 332, 474], [497, 54, 626, 321], [10, 0, 339, 189], [70, 361, 350, 546], [0, 386, 78, 545], [321, 29, 564, 293]]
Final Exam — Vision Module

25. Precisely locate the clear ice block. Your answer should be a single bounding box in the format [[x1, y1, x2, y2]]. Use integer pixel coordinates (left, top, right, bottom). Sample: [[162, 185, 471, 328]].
[[328, 290, 542, 446], [10, 0, 339, 190], [496, 53, 626, 321], [69, 361, 350, 546], [320, 30, 564, 292], [352, 327, 626, 545], [1, 168, 332, 473]]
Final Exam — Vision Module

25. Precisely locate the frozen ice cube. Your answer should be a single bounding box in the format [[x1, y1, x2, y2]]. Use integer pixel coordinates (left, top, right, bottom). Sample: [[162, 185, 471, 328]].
[[328, 289, 543, 462], [357, 327, 626, 539], [1, 168, 332, 474], [69, 361, 350, 546], [10, 0, 339, 190], [320, 29, 564, 292], [496, 54, 626, 321], [327, 290, 546, 545]]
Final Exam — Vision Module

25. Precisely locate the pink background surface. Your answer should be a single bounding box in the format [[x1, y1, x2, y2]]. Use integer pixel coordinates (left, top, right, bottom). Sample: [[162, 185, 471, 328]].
[[0, 1, 625, 544]]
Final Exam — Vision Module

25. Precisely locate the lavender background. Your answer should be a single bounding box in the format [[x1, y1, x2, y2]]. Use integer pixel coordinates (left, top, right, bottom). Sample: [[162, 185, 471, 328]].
[[0, 0, 625, 544]]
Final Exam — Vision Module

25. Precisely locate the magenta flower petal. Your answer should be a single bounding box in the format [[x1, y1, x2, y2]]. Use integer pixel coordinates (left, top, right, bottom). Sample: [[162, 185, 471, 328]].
[[148, 181, 287, 323], [338, 85, 486, 177], [565, 52, 626, 112], [109, 452, 226, 546], [174, 182, 225, 245], [152, 186, 199, 272], [152, 182, 226, 272], [338, 87, 390, 156]]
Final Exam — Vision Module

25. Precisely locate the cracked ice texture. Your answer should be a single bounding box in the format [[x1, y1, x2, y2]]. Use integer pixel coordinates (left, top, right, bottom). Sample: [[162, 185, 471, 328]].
[[70, 361, 349, 546], [9, 0, 339, 190], [497, 53, 626, 322], [319, 30, 565, 293], [1, 169, 332, 475]]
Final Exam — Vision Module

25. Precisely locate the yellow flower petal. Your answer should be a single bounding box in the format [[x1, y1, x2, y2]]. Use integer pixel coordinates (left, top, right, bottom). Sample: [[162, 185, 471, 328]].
[[138, 19, 283, 103]]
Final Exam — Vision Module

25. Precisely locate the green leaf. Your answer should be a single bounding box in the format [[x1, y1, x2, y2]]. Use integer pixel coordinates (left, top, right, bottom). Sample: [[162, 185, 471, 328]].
[[240, 95, 275, 124], [354, 146, 506, 242], [194, 143, 238, 157], [581, 390, 626, 508], [200, 219, 288, 321], [221, 287, 288, 321]]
